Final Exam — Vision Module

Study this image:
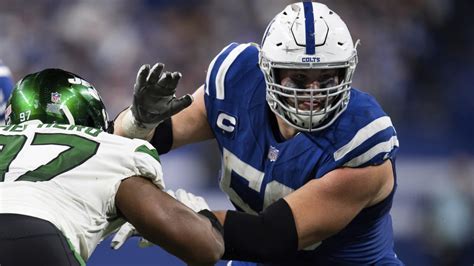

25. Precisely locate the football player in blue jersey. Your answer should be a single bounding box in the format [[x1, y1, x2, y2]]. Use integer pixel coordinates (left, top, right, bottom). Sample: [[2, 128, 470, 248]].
[[0, 61, 14, 124], [114, 1, 403, 265]]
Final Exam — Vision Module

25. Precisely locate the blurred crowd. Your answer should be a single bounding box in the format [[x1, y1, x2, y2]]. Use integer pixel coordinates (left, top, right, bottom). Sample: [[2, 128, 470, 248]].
[[1, 0, 473, 265], [1, 0, 473, 154]]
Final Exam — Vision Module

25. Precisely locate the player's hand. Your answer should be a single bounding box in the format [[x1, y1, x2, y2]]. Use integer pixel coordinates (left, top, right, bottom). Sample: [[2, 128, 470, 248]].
[[167, 189, 210, 212], [110, 222, 153, 250], [131, 63, 193, 128]]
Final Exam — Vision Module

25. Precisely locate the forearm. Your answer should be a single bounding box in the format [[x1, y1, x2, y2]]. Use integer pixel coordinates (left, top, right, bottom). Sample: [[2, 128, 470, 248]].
[[215, 199, 299, 263], [169, 86, 214, 149], [113, 107, 175, 155], [143, 208, 224, 266], [113, 107, 156, 141], [116, 177, 224, 265], [142, 107, 213, 153]]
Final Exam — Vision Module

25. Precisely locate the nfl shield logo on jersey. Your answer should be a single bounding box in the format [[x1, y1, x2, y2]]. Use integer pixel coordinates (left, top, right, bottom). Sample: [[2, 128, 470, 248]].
[[267, 145, 279, 162], [51, 92, 61, 103]]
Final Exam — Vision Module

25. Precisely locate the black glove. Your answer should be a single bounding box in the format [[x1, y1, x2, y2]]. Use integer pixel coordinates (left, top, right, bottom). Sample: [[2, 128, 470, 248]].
[[131, 63, 193, 128]]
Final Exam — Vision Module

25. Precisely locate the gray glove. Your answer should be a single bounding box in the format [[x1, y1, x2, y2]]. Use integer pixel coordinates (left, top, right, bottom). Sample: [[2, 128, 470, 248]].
[[131, 63, 193, 128]]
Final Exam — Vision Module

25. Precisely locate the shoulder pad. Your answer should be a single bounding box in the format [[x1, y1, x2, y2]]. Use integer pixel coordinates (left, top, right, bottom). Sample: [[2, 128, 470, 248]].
[[205, 42, 260, 101]]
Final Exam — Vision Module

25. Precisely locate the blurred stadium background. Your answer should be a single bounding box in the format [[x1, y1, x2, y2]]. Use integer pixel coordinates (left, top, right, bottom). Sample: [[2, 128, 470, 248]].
[[1, 0, 473, 265]]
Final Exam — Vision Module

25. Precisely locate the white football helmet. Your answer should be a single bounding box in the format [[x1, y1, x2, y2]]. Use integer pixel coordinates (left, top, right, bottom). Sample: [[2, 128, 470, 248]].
[[259, 2, 358, 132]]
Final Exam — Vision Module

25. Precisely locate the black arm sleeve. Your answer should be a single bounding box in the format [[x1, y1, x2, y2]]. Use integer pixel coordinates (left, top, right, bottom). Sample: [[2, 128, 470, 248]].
[[222, 198, 298, 262], [150, 118, 173, 155], [198, 209, 224, 236]]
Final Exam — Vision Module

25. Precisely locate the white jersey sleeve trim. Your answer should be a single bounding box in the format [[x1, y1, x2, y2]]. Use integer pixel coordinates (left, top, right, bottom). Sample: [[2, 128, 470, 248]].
[[343, 135, 399, 167], [333, 116, 393, 161], [205, 43, 236, 96], [215, 43, 252, 100]]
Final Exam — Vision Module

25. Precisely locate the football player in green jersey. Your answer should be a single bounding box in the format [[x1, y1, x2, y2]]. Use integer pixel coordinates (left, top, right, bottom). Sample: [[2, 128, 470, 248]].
[[0, 68, 223, 266]]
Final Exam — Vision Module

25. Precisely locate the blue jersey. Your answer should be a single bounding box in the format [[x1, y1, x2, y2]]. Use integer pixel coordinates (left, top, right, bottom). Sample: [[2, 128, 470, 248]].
[[204, 43, 402, 265], [0, 61, 14, 124]]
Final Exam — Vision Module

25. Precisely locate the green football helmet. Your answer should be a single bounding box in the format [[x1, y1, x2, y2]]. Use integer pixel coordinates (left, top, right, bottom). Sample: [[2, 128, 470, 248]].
[[6, 68, 108, 130]]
